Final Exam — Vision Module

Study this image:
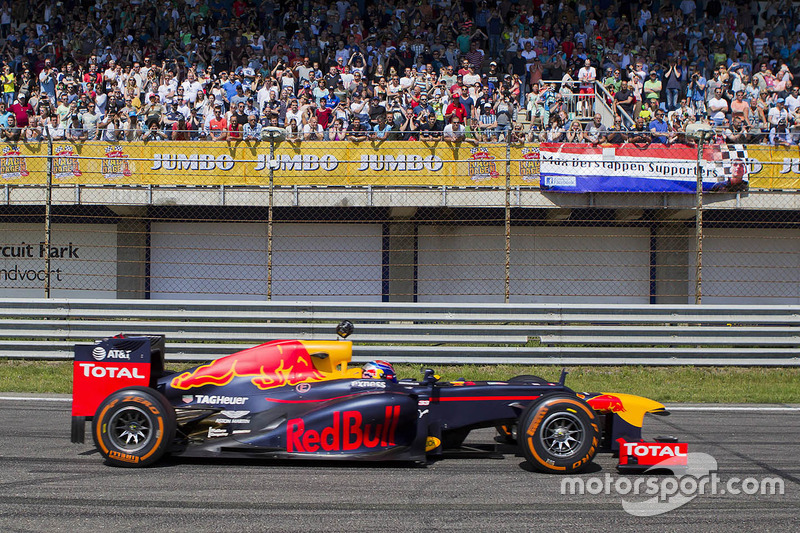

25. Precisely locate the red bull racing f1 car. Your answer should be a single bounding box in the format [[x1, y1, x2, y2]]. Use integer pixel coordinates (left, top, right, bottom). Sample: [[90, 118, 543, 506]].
[[70, 322, 673, 474]]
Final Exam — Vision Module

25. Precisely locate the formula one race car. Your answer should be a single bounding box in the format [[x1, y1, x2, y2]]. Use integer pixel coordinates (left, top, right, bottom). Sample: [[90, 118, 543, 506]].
[[71, 322, 672, 474]]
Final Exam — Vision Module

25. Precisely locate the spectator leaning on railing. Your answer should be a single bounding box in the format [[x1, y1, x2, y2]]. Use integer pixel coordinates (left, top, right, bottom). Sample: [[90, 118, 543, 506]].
[[0, 0, 795, 145]]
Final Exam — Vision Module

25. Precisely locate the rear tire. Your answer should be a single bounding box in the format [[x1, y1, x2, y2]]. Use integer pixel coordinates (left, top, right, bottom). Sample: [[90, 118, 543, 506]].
[[518, 394, 600, 474], [92, 387, 176, 467]]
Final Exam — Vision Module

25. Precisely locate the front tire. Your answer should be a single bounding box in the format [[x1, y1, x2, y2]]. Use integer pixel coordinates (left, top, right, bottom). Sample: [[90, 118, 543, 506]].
[[518, 394, 600, 474], [92, 387, 176, 467], [495, 375, 550, 443]]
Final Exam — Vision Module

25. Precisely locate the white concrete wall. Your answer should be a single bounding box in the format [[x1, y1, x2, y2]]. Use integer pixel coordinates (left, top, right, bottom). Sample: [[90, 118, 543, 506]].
[[150, 222, 268, 299], [271, 223, 383, 301], [150, 222, 383, 301], [418, 225, 651, 303], [690, 228, 800, 304], [0, 223, 117, 298]]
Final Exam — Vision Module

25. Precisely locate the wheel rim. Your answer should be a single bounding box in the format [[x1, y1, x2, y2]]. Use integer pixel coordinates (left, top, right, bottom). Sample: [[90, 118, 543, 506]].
[[539, 411, 584, 458], [108, 406, 153, 453]]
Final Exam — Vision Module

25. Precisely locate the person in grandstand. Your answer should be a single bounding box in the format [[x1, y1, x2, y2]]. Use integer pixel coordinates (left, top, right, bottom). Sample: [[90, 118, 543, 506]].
[[303, 114, 324, 141], [346, 118, 369, 142], [8, 93, 33, 128], [613, 80, 635, 123], [769, 119, 794, 146], [606, 116, 628, 144], [371, 112, 392, 141], [0, 112, 20, 143], [668, 115, 689, 145], [443, 115, 468, 144], [584, 113, 608, 145], [565, 120, 584, 143], [243, 114, 263, 141], [420, 113, 442, 141], [66, 114, 87, 142], [768, 98, 790, 127], [227, 113, 243, 141], [400, 107, 420, 141], [544, 115, 565, 143], [577, 59, 597, 118], [649, 109, 669, 144], [628, 116, 652, 145], [142, 121, 167, 142], [708, 87, 729, 126], [208, 104, 228, 141], [98, 112, 125, 142]]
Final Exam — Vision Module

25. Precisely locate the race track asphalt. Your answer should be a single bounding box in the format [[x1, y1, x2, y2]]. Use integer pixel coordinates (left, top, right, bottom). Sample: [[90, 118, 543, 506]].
[[0, 396, 798, 532]]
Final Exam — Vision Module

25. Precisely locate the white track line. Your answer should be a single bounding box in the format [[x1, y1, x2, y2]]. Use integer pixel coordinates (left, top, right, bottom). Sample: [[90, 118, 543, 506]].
[[668, 406, 800, 411], [0, 396, 797, 411], [0, 396, 71, 402]]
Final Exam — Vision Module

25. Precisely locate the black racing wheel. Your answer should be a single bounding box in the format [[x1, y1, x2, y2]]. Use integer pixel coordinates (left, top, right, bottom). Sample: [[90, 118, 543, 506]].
[[92, 387, 176, 468], [517, 394, 600, 474], [495, 375, 550, 443]]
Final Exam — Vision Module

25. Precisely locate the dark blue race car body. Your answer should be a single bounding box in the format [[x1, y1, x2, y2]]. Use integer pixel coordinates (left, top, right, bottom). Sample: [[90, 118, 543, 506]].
[[71, 326, 670, 473]]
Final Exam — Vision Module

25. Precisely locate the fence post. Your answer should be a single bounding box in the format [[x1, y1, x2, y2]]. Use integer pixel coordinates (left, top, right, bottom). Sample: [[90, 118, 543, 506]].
[[44, 136, 53, 298], [267, 135, 275, 300], [504, 135, 512, 303], [694, 136, 704, 304]]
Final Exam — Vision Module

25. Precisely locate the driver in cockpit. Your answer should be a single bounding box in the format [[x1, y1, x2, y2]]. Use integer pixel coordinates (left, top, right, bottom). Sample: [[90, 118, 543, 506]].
[[361, 360, 397, 382]]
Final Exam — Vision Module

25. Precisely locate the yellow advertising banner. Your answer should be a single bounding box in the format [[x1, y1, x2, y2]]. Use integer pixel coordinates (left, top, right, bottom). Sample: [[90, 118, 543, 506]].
[[744, 145, 800, 189], [2, 140, 797, 190], [0, 141, 538, 187]]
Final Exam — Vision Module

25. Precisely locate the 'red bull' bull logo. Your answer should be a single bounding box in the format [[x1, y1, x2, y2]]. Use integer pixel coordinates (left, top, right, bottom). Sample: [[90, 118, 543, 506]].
[[287, 406, 401, 453], [170, 340, 326, 391], [587, 394, 627, 413]]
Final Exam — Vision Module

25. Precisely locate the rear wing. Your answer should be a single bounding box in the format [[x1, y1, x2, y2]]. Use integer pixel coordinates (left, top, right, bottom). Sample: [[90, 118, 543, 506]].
[[71, 335, 166, 443]]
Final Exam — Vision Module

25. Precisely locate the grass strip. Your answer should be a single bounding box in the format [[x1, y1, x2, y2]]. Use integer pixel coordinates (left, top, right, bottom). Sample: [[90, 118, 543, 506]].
[[1, 360, 798, 403]]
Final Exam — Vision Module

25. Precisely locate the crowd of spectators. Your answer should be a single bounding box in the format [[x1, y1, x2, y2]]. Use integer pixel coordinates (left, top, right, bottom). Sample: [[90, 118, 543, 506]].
[[0, 0, 798, 146]]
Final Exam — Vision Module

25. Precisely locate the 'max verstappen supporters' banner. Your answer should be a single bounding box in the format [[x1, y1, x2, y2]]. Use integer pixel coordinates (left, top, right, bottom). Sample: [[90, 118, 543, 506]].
[[539, 142, 800, 192], [0, 140, 798, 190]]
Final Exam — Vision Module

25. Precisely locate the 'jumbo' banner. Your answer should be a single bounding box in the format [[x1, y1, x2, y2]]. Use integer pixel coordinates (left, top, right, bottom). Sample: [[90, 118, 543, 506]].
[[1, 140, 797, 190], [0, 141, 536, 187]]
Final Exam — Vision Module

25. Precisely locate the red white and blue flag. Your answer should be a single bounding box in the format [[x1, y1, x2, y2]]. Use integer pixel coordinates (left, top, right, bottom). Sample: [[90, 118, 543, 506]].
[[539, 143, 750, 193]]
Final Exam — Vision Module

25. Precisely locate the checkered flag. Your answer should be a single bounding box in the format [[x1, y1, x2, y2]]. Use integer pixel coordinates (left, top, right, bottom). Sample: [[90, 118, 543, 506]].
[[720, 144, 750, 180], [711, 144, 750, 192]]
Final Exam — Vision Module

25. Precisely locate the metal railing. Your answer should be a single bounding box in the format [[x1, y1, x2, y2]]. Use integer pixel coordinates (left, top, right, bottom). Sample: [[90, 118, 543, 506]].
[[0, 299, 796, 365]]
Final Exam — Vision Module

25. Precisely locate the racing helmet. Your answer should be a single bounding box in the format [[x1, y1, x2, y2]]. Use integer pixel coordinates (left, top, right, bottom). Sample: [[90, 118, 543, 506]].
[[362, 360, 397, 382]]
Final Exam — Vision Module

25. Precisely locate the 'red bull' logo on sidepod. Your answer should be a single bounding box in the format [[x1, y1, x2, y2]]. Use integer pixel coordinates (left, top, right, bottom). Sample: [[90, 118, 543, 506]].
[[587, 394, 627, 413], [287, 407, 401, 453], [170, 340, 325, 391]]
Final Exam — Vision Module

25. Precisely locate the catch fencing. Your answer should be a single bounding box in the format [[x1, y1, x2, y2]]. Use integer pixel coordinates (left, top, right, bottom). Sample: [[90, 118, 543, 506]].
[[0, 134, 798, 304]]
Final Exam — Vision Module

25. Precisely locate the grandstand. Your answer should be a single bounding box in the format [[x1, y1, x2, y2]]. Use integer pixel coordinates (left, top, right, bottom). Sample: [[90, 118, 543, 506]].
[[0, 0, 797, 142], [0, 1, 797, 305]]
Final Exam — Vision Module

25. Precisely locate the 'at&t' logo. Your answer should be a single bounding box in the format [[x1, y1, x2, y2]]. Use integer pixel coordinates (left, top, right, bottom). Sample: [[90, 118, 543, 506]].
[[468, 148, 499, 181], [92, 347, 132, 361], [287, 407, 400, 452], [0, 146, 29, 180]]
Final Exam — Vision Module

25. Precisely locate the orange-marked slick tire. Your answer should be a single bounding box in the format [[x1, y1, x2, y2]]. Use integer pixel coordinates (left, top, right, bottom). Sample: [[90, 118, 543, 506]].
[[92, 387, 176, 468], [494, 375, 549, 444], [518, 394, 600, 474]]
